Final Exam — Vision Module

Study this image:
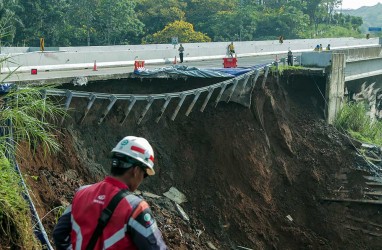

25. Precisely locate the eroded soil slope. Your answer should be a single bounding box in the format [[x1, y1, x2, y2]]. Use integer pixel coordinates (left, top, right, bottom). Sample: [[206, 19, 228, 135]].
[[17, 76, 382, 249]]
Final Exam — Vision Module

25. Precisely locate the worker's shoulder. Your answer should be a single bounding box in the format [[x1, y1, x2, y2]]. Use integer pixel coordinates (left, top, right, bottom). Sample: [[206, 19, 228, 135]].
[[124, 193, 147, 207], [75, 184, 93, 193]]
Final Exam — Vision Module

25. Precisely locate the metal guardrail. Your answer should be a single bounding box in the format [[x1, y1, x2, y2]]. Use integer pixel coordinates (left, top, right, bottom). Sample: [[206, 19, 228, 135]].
[[44, 65, 271, 125]]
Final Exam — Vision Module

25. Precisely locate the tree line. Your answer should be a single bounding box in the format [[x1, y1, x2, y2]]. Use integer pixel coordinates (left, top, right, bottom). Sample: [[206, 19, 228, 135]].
[[0, 0, 363, 47]]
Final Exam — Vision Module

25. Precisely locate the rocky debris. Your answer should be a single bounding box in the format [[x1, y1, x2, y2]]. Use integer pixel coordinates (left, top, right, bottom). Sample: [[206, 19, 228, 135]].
[[206, 241, 217, 249], [163, 187, 188, 204], [147, 196, 220, 249], [71, 77, 88, 86], [175, 203, 190, 222], [12, 76, 382, 249]]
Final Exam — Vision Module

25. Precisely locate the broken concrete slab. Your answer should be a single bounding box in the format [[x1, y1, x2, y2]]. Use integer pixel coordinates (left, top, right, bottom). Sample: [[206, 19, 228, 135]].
[[286, 215, 293, 222], [207, 241, 217, 250], [143, 191, 161, 199], [163, 187, 187, 204], [175, 203, 190, 222]]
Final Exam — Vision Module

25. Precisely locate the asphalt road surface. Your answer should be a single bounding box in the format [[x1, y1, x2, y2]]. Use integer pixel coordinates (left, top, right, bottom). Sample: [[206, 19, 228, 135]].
[[1, 54, 284, 83]]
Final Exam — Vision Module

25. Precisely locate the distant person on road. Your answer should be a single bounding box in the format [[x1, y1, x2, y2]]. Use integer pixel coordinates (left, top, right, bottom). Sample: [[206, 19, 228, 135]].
[[287, 50, 293, 66], [228, 42, 236, 57], [279, 36, 284, 44], [314, 44, 320, 51], [53, 136, 168, 250], [319, 44, 323, 52], [366, 33, 370, 39], [326, 44, 331, 51], [178, 44, 185, 63]]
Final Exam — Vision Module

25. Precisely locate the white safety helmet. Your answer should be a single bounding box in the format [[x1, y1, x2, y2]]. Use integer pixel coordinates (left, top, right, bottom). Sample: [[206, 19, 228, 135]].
[[111, 136, 155, 176]]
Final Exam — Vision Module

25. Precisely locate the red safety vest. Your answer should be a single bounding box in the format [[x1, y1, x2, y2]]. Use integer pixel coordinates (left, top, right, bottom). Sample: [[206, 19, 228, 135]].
[[71, 177, 140, 249]]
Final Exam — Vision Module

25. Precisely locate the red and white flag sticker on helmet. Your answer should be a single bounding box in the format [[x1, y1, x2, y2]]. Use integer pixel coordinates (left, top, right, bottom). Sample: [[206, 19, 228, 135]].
[[131, 145, 154, 163]]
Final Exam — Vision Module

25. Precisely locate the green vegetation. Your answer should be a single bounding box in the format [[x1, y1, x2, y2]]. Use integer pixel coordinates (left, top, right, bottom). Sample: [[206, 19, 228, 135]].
[[271, 65, 304, 76], [334, 102, 382, 146], [313, 24, 363, 38], [0, 85, 66, 248], [1, 49, 66, 248], [145, 21, 211, 44], [0, 86, 66, 157], [0, 0, 364, 46], [0, 157, 41, 248], [343, 3, 382, 33]]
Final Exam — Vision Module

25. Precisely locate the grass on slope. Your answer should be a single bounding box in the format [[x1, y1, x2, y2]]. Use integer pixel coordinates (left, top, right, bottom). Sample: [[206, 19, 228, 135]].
[[0, 157, 41, 248], [334, 101, 382, 146], [0, 86, 66, 248]]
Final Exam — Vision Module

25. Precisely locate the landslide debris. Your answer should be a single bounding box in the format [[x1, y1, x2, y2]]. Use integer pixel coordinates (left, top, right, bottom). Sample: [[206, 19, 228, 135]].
[[15, 76, 382, 249]]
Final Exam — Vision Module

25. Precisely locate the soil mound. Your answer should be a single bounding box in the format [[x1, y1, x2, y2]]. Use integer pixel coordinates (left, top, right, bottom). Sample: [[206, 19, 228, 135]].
[[16, 76, 382, 249]]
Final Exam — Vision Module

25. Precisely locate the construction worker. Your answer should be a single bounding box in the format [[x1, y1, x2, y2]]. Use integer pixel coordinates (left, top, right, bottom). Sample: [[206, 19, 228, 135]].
[[228, 42, 235, 57], [53, 136, 168, 250], [178, 44, 184, 63], [279, 36, 284, 44], [287, 50, 293, 66], [326, 44, 331, 51]]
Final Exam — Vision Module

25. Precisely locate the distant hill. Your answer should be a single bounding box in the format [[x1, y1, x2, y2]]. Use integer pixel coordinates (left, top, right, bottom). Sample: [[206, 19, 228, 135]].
[[342, 3, 382, 33]]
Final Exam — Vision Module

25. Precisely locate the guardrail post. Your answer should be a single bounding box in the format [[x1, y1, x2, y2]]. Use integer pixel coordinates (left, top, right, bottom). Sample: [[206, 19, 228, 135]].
[[61, 90, 73, 124], [250, 69, 261, 89], [120, 96, 136, 125], [185, 91, 201, 116], [215, 83, 228, 107], [41, 90, 47, 123], [226, 79, 238, 103], [79, 94, 96, 124], [137, 97, 154, 125], [261, 66, 270, 89], [156, 96, 172, 123], [240, 70, 260, 96], [200, 87, 214, 112], [41, 89, 47, 100], [171, 94, 187, 121], [98, 95, 117, 124]]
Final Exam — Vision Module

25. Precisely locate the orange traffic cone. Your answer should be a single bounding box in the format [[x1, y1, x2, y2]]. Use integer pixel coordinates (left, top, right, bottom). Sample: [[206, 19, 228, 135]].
[[93, 60, 98, 71], [173, 56, 177, 65]]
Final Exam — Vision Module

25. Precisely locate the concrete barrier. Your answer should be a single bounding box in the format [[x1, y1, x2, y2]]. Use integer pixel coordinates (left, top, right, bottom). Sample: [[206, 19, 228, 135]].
[[301, 46, 382, 67], [301, 52, 333, 67], [336, 46, 382, 61]]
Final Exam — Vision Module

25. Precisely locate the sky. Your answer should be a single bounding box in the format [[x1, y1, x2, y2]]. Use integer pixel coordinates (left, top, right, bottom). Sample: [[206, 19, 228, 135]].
[[341, 0, 382, 9]]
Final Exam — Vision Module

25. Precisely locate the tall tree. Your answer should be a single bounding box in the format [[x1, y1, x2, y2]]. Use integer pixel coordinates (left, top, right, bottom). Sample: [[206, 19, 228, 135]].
[[255, 6, 310, 39], [135, 0, 186, 36], [0, 0, 21, 45], [208, 6, 259, 41], [94, 0, 144, 45], [5, 0, 364, 46], [146, 20, 211, 44], [184, 0, 236, 37], [323, 0, 342, 24]]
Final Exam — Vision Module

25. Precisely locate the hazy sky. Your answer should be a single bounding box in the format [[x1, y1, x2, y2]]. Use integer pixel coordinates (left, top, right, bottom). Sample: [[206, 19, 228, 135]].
[[341, 0, 382, 9]]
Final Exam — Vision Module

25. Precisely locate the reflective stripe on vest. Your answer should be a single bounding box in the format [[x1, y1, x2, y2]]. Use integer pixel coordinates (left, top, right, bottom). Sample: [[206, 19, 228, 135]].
[[128, 218, 159, 237], [71, 191, 143, 249], [71, 215, 83, 250], [103, 224, 127, 249]]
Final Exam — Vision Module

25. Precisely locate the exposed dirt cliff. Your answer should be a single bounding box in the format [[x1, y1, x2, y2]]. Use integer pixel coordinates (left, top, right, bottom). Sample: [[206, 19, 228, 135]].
[[14, 75, 382, 249]]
